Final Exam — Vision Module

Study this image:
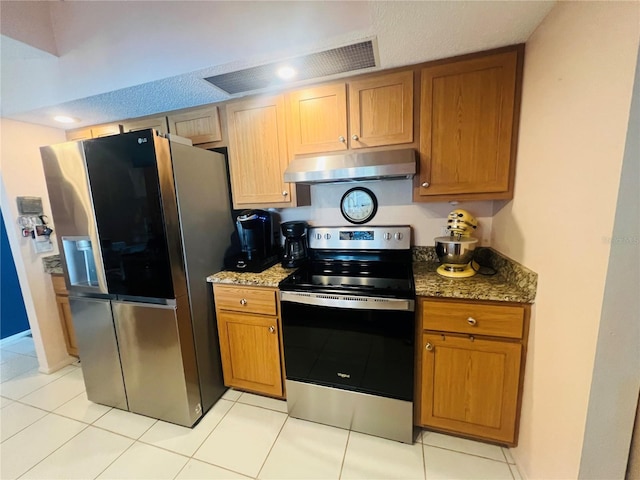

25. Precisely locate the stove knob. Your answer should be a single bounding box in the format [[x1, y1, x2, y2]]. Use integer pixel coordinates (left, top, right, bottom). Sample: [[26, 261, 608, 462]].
[[324, 233, 331, 240], [315, 233, 322, 240], [383, 232, 392, 240], [395, 232, 404, 241]]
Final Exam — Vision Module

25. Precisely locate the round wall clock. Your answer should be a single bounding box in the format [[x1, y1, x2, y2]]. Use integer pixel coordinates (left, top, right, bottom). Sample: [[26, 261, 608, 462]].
[[340, 187, 378, 224]]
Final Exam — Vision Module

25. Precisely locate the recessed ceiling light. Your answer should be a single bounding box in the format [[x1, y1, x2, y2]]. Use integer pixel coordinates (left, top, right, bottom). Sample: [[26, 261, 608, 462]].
[[53, 115, 78, 124], [276, 66, 297, 80]]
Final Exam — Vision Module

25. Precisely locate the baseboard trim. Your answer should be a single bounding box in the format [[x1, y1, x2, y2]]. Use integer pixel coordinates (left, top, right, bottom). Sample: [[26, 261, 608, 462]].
[[38, 355, 76, 374], [0, 330, 32, 346]]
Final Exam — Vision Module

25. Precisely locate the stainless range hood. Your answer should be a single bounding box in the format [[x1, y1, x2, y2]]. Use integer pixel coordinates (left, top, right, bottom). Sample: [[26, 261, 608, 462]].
[[283, 149, 416, 184]]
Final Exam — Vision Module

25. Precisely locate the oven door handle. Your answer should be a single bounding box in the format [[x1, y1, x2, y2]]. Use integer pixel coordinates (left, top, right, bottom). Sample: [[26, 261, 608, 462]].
[[280, 291, 415, 312]]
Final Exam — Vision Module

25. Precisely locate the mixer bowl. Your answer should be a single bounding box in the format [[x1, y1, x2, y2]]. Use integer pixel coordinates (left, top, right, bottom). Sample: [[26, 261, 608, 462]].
[[435, 236, 478, 265]]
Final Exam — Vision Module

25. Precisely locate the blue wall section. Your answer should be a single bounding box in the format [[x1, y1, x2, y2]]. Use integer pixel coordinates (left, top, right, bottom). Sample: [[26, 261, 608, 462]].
[[1, 209, 30, 339]]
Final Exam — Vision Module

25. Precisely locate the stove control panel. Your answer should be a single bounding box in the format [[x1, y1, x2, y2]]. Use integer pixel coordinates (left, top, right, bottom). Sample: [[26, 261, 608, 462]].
[[309, 226, 411, 250]]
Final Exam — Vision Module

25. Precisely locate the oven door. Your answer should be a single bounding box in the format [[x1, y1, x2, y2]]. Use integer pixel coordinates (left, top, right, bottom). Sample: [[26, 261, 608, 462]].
[[280, 294, 414, 401]]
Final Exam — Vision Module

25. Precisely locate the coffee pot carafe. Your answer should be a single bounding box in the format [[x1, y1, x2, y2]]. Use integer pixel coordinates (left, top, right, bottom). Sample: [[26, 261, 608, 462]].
[[281, 221, 308, 268]]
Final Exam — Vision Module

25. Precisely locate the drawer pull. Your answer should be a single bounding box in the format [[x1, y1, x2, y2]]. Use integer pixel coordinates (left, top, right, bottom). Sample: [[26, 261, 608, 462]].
[[269, 326, 276, 334], [467, 317, 477, 326], [240, 298, 247, 306], [425, 342, 433, 351]]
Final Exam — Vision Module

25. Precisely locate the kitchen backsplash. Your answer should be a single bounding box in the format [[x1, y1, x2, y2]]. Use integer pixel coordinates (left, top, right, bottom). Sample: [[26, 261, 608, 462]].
[[276, 179, 495, 247]]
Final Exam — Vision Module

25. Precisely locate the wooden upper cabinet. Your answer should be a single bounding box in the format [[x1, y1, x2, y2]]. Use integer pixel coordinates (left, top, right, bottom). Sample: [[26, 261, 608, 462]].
[[66, 124, 121, 141], [66, 128, 93, 141], [416, 46, 523, 201], [288, 83, 348, 155], [121, 115, 168, 135], [288, 71, 414, 155], [226, 95, 292, 207], [168, 105, 222, 145], [349, 70, 414, 148], [91, 124, 122, 138]]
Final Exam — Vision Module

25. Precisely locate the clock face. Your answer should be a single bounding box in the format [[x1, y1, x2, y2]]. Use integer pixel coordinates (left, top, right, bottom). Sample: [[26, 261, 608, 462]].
[[340, 187, 378, 224]]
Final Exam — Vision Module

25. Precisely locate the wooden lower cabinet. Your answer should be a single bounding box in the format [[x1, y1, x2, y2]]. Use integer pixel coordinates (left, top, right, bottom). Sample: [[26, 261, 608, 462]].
[[417, 298, 529, 446], [421, 333, 521, 444], [213, 285, 284, 398], [51, 275, 78, 356]]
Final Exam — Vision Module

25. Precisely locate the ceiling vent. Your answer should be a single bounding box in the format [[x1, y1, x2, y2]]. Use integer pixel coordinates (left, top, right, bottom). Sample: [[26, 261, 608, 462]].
[[204, 40, 376, 95]]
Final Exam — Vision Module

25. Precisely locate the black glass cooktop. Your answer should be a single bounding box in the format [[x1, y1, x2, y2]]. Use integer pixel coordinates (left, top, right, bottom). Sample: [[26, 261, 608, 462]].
[[279, 259, 415, 298]]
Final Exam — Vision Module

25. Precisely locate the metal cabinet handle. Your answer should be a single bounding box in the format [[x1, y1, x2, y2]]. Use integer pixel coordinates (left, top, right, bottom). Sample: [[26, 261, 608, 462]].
[[352, 134, 359, 141], [338, 136, 346, 143], [425, 342, 433, 351], [269, 326, 276, 334], [421, 182, 430, 188], [282, 191, 289, 197], [240, 298, 247, 306], [467, 317, 477, 326]]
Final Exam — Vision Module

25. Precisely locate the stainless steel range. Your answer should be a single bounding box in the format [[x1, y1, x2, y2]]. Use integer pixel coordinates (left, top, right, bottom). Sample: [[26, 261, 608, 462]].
[[279, 225, 415, 443]]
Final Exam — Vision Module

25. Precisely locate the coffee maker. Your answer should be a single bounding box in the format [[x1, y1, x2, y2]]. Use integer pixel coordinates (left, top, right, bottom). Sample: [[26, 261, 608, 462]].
[[281, 221, 308, 268], [224, 209, 279, 272]]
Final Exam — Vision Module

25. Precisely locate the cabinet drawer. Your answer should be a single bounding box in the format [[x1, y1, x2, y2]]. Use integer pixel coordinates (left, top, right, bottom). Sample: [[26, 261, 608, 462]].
[[213, 285, 277, 316], [421, 300, 524, 339], [51, 275, 68, 295]]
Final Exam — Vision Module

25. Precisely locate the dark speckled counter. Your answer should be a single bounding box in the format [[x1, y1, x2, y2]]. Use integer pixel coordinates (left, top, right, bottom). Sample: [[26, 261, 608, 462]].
[[42, 254, 63, 274], [412, 246, 537, 303], [206, 264, 296, 288], [209, 247, 538, 303]]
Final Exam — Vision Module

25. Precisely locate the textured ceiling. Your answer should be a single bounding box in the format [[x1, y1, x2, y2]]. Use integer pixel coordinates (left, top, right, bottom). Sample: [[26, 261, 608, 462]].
[[0, 1, 556, 129]]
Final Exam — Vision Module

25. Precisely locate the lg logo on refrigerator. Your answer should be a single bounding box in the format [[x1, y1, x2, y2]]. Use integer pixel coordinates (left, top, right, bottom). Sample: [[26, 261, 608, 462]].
[[137, 138, 148, 144]]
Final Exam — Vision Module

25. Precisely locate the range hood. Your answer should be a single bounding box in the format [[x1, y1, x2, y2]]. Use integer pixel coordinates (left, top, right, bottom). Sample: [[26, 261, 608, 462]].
[[283, 149, 416, 184]]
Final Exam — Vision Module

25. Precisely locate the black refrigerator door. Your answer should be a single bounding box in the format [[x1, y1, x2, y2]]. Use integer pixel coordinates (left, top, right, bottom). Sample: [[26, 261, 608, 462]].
[[84, 131, 174, 299]]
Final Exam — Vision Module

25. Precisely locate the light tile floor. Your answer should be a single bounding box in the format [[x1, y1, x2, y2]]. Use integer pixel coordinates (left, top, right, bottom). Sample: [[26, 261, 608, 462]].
[[0, 335, 523, 479]]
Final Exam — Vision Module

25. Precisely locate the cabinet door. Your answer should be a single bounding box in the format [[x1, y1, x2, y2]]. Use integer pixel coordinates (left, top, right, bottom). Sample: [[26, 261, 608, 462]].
[[418, 49, 520, 199], [65, 124, 123, 141], [121, 116, 169, 135], [421, 333, 521, 444], [55, 294, 79, 356], [288, 83, 348, 154], [168, 106, 222, 145], [226, 95, 291, 206], [349, 71, 414, 148], [66, 128, 93, 141], [217, 311, 283, 397], [91, 124, 122, 138]]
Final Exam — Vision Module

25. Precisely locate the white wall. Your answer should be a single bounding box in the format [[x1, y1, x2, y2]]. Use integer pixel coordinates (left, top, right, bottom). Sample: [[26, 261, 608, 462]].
[[579, 46, 640, 479], [278, 179, 494, 246], [490, 3, 640, 478], [0, 118, 73, 372]]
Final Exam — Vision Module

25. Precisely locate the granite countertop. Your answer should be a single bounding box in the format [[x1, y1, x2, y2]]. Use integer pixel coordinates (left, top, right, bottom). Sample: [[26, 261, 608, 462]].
[[207, 247, 537, 303], [412, 246, 537, 303], [42, 254, 63, 275], [48, 245, 536, 302], [206, 264, 296, 288]]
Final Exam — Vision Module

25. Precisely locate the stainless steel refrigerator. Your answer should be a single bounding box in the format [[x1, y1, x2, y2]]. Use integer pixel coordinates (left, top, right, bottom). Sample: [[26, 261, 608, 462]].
[[41, 129, 234, 427]]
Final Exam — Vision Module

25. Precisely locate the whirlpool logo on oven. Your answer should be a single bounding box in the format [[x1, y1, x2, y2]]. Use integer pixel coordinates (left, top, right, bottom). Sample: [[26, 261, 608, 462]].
[[337, 372, 351, 379]]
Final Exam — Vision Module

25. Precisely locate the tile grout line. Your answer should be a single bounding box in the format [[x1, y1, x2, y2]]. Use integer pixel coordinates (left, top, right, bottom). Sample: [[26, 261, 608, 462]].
[[421, 435, 428, 480], [254, 412, 289, 479], [1, 363, 81, 402], [14, 414, 91, 479], [338, 429, 351, 479], [422, 443, 510, 464], [185, 394, 246, 476]]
